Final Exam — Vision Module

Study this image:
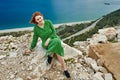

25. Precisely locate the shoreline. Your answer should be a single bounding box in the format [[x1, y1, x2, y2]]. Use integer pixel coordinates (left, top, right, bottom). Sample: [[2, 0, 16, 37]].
[[0, 20, 92, 34]]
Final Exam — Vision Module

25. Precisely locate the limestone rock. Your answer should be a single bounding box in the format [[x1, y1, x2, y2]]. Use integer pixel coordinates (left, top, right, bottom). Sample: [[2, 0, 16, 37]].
[[84, 57, 101, 72], [98, 27, 117, 40], [104, 73, 113, 80], [89, 34, 108, 45], [62, 42, 83, 59], [93, 72, 104, 80], [9, 52, 18, 58], [0, 55, 6, 59]]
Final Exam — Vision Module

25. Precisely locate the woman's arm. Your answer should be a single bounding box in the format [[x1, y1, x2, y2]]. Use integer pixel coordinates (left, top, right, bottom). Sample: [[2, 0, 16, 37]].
[[44, 20, 56, 47], [25, 27, 38, 54], [44, 38, 51, 47], [48, 20, 58, 39], [30, 27, 38, 50]]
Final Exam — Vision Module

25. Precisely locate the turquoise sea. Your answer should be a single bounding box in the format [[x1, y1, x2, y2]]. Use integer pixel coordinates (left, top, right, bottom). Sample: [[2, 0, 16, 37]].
[[0, 0, 120, 30]]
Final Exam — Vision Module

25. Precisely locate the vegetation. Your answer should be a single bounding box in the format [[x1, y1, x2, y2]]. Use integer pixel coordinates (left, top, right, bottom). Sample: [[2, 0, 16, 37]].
[[0, 31, 32, 37], [63, 27, 98, 46], [63, 9, 120, 46], [96, 9, 120, 28], [56, 21, 95, 39]]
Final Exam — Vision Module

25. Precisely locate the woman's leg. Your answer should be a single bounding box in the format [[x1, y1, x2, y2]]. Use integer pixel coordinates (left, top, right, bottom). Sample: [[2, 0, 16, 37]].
[[56, 54, 71, 78], [56, 54, 67, 70]]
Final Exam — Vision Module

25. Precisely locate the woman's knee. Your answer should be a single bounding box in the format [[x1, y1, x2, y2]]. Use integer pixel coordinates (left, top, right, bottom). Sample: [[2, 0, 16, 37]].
[[56, 54, 63, 61], [52, 38, 61, 43]]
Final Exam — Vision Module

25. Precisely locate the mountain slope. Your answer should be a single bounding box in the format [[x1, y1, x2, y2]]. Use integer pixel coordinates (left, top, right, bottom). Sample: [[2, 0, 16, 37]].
[[96, 9, 120, 28]]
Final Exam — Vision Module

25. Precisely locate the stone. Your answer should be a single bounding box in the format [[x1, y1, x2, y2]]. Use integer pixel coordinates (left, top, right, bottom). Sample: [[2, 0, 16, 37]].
[[99, 67, 108, 73], [16, 77, 23, 80], [89, 43, 120, 80], [73, 41, 80, 46], [91, 63, 101, 72], [62, 42, 83, 59], [104, 73, 113, 80], [93, 72, 104, 80], [9, 42, 18, 49], [27, 66, 33, 71], [0, 55, 6, 59], [10, 74, 15, 79], [98, 27, 117, 40], [89, 34, 108, 45], [1, 61, 6, 65], [9, 52, 18, 58], [84, 57, 101, 72]]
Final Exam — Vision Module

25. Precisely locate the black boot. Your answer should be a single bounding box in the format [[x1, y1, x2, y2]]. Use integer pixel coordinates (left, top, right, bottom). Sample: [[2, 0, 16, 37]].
[[64, 70, 71, 78], [47, 55, 53, 64]]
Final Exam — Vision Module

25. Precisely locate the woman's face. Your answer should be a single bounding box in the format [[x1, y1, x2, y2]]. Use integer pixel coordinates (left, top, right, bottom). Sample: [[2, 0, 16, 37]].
[[35, 15, 44, 24]]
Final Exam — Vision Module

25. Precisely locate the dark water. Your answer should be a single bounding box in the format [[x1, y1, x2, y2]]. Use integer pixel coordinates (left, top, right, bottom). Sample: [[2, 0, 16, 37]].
[[0, 0, 120, 30]]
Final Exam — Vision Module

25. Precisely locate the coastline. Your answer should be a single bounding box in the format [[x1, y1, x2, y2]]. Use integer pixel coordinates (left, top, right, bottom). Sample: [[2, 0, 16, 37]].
[[0, 20, 92, 34]]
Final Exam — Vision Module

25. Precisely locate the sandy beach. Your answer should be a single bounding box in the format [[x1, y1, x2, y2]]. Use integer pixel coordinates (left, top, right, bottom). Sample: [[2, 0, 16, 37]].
[[0, 20, 92, 34]]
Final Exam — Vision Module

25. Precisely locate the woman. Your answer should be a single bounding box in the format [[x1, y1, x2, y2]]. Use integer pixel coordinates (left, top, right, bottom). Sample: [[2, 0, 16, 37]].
[[25, 12, 71, 78]]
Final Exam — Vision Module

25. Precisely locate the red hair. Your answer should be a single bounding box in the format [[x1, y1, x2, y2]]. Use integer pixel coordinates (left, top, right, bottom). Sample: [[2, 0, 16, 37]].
[[30, 11, 43, 24]]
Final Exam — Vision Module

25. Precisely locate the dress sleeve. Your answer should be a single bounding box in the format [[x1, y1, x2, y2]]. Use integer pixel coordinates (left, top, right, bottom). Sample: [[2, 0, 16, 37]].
[[48, 20, 57, 39], [30, 27, 38, 50]]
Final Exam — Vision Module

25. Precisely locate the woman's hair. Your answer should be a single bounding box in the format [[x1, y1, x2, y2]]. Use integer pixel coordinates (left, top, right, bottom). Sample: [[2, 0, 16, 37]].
[[30, 11, 43, 24]]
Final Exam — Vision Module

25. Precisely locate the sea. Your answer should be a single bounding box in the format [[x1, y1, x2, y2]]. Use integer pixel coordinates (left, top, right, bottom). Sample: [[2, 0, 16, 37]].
[[0, 0, 120, 30]]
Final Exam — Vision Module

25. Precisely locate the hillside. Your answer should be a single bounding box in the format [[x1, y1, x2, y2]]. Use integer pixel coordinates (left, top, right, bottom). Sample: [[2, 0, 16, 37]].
[[63, 9, 120, 46], [96, 9, 120, 28]]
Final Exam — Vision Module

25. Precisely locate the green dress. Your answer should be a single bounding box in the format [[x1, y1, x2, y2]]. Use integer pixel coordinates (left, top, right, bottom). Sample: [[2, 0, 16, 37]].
[[30, 20, 64, 56]]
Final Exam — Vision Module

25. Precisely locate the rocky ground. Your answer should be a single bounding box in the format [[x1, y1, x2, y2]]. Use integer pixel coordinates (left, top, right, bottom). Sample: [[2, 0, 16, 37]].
[[0, 27, 120, 80], [0, 34, 112, 80]]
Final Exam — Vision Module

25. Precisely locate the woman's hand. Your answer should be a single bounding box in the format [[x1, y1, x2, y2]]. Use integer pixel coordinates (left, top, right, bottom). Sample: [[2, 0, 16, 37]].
[[45, 38, 51, 47], [24, 49, 31, 54]]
